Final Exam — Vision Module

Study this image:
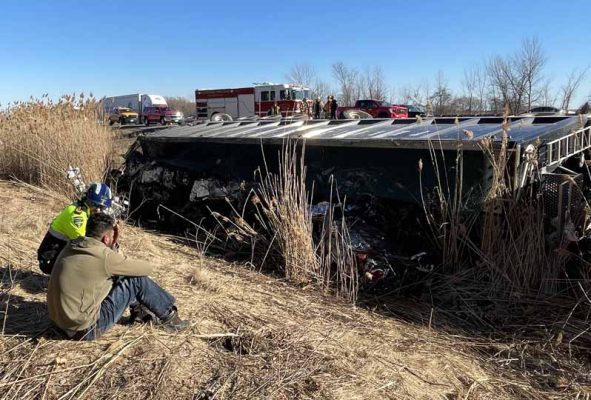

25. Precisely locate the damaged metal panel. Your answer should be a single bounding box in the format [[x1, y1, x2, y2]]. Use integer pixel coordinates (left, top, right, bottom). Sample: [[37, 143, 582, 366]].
[[145, 115, 588, 153], [135, 140, 487, 204]]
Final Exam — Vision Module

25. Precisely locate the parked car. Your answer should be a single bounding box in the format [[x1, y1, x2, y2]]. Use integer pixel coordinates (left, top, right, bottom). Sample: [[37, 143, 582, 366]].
[[143, 107, 184, 125], [405, 104, 427, 118], [519, 106, 564, 117], [108, 107, 139, 125], [337, 100, 408, 119]]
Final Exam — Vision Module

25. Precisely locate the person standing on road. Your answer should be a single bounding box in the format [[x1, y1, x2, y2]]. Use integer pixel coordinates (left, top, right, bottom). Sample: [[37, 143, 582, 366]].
[[301, 97, 310, 118], [323, 96, 331, 119], [47, 212, 190, 340], [313, 98, 323, 119], [330, 96, 338, 120], [267, 101, 281, 116], [37, 182, 113, 275]]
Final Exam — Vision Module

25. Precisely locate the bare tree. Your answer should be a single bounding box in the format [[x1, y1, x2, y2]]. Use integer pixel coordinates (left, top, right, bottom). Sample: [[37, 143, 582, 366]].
[[397, 79, 430, 106], [538, 79, 557, 108], [560, 67, 588, 110], [487, 37, 547, 114], [521, 37, 547, 111], [397, 85, 413, 104], [462, 67, 477, 114], [430, 71, 452, 115], [332, 62, 358, 106], [285, 63, 317, 87], [474, 65, 488, 114], [461, 65, 488, 114], [312, 80, 332, 101], [165, 96, 195, 116], [354, 70, 368, 101], [365, 66, 388, 100], [388, 85, 397, 103]]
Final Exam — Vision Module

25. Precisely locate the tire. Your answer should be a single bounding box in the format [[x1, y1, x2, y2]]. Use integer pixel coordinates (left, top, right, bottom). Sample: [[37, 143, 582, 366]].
[[160, 117, 166, 126], [210, 113, 233, 122], [108, 119, 114, 126], [342, 110, 373, 119]]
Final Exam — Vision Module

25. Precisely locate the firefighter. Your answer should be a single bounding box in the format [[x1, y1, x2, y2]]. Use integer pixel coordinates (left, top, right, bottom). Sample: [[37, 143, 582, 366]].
[[37, 182, 113, 275], [313, 98, 323, 119], [267, 102, 281, 116], [323, 96, 331, 119], [330, 96, 338, 120], [301, 97, 311, 118]]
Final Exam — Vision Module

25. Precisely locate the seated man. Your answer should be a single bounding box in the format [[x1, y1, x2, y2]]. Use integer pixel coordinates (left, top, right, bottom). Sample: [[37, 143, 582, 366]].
[[47, 213, 189, 340]]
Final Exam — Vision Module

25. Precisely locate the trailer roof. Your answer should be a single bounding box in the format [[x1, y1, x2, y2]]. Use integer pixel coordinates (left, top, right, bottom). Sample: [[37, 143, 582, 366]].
[[143, 115, 589, 151]]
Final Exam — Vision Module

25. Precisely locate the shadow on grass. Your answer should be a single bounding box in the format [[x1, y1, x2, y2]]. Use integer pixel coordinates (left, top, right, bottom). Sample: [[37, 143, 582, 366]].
[[0, 266, 56, 339], [0, 294, 51, 338]]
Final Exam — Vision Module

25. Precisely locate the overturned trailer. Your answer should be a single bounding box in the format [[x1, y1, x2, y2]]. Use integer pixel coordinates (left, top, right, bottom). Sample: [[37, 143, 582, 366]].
[[124, 115, 591, 279], [126, 115, 590, 203]]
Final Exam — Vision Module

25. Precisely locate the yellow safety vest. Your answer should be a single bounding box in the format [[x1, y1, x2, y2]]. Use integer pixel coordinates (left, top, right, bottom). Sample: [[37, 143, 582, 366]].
[[49, 203, 90, 241]]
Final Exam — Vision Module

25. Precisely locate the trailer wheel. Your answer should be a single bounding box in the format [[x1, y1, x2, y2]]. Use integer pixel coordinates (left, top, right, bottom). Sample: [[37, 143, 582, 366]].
[[342, 110, 373, 119], [210, 113, 233, 122]]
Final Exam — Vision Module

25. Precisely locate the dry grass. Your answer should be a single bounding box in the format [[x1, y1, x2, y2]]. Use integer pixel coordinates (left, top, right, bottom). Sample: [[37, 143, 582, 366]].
[[0, 94, 115, 197], [256, 140, 319, 284], [414, 116, 591, 398], [422, 115, 588, 297], [211, 140, 358, 302], [2, 180, 584, 399]]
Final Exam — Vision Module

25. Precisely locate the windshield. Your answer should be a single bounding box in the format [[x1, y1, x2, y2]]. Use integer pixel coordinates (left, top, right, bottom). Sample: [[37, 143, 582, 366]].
[[379, 101, 391, 107], [292, 90, 310, 100]]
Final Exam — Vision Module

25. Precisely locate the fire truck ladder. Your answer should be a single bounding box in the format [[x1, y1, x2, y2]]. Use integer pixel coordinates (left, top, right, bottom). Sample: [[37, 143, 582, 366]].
[[544, 125, 591, 167]]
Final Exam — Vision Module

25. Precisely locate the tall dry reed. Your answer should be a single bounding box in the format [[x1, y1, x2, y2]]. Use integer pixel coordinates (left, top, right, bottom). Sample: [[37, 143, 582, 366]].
[[422, 113, 581, 297], [211, 140, 359, 302], [0, 94, 115, 197], [255, 139, 319, 284]]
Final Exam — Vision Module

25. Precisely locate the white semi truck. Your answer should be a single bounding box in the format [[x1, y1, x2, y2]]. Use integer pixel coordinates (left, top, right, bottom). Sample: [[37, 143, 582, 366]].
[[102, 94, 168, 114], [102, 94, 184, 125]]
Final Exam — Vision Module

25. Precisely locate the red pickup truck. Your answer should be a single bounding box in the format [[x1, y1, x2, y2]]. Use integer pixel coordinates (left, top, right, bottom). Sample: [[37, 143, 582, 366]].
[[143, 106, 184, 125], [338, 100, 408, 119]]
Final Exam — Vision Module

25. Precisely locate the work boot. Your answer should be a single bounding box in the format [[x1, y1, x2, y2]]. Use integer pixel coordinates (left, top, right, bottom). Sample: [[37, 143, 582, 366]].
[[160, 309, 190, 333]]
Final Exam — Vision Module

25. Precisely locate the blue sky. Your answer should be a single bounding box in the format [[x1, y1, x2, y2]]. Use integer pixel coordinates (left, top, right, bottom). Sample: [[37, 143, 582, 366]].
[[0, 0, 589, 106]]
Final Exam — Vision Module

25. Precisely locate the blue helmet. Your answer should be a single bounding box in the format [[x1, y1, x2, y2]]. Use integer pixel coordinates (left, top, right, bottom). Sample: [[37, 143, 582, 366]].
[[86, 182, 113, 208]]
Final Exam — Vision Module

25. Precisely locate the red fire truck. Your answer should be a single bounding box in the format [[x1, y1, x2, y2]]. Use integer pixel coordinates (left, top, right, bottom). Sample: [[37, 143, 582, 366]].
[[195, 83, 311, 120]]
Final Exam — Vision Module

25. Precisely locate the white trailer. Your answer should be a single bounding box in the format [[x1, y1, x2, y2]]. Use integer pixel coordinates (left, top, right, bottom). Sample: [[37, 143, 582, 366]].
[[102, 94, 167, 114]]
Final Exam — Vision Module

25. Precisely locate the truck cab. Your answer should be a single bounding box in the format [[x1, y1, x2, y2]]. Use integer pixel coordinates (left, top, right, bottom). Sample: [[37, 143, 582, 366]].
[[253, 84, 311, 117], [108, 107, 139, 125], [143, 106, 184, 125]]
